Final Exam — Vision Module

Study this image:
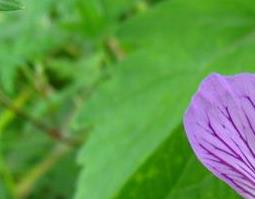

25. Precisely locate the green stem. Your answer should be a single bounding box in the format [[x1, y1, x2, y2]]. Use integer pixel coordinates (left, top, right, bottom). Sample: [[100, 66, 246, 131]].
[[0, 144, 16, 198], [16, 145, 71, 199]]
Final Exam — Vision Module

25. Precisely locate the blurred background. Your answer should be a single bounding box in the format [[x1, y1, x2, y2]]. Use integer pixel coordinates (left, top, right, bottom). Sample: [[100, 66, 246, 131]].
[[0, 0, 254, 198]]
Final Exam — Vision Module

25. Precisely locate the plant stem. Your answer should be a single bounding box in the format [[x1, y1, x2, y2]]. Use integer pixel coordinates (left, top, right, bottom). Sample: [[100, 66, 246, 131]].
[[0, 149, 16, 198], [0, 90, 81, 146], [15, 145, 71, 199], [105, 37, 126, 62]]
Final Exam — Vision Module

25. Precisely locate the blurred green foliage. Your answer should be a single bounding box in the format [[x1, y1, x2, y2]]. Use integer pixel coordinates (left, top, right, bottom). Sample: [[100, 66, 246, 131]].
[[0, 0, 22, 11], [0, 0, 254, 198]]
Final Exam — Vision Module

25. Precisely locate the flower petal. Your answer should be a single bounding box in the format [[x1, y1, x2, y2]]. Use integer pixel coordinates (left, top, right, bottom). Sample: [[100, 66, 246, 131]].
[[184, 73, 255, 199]]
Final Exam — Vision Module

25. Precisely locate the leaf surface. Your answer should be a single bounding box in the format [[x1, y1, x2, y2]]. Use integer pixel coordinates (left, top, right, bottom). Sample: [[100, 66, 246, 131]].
[[74, 0, 255, 199]]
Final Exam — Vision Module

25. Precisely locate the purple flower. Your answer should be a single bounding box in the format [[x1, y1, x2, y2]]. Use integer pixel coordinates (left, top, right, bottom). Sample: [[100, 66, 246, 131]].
[[184, 73, 255, 199]]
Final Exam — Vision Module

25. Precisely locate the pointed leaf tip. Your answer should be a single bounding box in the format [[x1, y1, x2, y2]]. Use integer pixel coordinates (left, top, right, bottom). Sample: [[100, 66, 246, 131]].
[[184, 73, 255, 199]]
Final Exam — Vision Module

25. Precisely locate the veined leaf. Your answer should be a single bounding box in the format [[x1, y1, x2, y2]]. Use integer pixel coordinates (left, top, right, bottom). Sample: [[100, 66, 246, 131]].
[[74, 0, 255, 199], [0, 0, 22, 11]]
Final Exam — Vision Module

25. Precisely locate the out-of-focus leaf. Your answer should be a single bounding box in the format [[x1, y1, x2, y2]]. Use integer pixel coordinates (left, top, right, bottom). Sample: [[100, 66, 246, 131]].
[[70, 0, 138, 38], [0, 0, 22, 11], [74, 0, 255, 199], [0, 181, 8, 199], [0, 0, 69, 92]]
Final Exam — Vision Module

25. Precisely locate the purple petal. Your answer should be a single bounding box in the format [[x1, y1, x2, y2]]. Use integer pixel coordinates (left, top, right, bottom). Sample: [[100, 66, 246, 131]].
[[184, 73, 255, 199]]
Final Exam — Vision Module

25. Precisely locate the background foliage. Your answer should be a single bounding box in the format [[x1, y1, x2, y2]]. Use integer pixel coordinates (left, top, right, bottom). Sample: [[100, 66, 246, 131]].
[[1, 0, 254, 198]]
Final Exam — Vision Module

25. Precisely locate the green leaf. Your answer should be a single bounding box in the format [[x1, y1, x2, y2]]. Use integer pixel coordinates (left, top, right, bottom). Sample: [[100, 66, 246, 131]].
[[0, 0, 22, 11], [74, 0, 255, 199], [74, 0, 137, 37], [0, 0, 68, 92], [116, 126, 240, 199]]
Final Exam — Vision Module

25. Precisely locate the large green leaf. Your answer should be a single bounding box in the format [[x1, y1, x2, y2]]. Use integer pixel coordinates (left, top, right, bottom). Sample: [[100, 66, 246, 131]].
[[116, 126, 240, 199], [74, 0, 255, 199], [0, 0, 22, 11]]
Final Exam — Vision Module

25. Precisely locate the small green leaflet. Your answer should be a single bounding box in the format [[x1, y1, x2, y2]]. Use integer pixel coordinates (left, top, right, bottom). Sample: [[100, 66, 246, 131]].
[[0, 0, 22, 11]]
